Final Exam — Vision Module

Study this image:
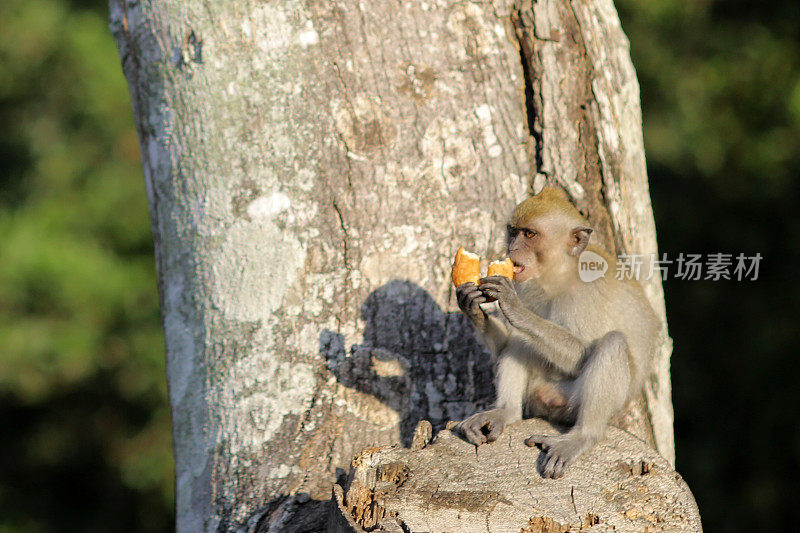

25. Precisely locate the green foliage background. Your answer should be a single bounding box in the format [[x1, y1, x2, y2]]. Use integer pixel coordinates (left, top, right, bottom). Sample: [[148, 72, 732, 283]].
[[0, 0, 171, 531], [0, 0, 796, 531]]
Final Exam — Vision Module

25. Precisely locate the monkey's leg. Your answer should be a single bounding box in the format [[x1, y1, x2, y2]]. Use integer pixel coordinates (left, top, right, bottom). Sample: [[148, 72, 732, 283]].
[[455, 354, 526, 445], [526, 331, 631, 479]]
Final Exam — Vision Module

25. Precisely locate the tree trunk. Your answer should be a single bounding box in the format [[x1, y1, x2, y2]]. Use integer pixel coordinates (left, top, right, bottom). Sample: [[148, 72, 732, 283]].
[[330, 420, 700, 532], [110, 0, 675, 531]]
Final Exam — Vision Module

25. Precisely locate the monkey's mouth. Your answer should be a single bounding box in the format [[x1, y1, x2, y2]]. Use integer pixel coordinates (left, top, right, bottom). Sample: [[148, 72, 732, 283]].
[[512, 262, 525, 276]]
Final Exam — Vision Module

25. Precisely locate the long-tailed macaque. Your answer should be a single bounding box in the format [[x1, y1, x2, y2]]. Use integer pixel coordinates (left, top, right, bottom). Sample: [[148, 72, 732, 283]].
[[454, 186, 660, 479]]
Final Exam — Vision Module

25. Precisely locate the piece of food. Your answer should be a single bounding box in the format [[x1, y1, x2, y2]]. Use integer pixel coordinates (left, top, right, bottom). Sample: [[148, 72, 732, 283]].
[[452, 247, 481, 287], [487, 258, 514, 279]]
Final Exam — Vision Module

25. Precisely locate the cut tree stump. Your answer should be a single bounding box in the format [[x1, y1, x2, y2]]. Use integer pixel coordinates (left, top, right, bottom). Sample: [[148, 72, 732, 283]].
[[329, 419, 701, 532]]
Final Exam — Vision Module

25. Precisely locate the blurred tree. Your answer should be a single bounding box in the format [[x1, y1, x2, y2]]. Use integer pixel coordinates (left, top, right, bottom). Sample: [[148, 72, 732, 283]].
[[618, 1, 800, 531], [0, 0, 173, 531]]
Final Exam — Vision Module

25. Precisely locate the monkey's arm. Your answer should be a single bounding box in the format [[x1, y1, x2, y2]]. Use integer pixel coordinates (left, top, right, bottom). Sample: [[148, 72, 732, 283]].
[[480, 277, 586, 375], [479, 301, 510, 354]]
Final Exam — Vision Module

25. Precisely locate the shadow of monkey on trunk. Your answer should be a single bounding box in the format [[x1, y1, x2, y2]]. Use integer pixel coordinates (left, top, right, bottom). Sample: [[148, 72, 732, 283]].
[[321, 279, 494, 446]]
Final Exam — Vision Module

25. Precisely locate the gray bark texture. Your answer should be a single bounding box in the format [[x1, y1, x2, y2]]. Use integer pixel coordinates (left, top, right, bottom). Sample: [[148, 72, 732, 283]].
[[330, 419, 700, 532], [110, 0, 679, 531]]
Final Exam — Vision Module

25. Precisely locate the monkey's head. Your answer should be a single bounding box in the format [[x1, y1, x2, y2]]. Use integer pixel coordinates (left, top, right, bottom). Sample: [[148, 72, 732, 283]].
[[506, 187, 592, 285]]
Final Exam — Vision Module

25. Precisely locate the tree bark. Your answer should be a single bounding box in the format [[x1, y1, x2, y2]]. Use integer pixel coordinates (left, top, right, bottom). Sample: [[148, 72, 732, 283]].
[[110, 0, 675, 531], [330, 420, 700, 532]]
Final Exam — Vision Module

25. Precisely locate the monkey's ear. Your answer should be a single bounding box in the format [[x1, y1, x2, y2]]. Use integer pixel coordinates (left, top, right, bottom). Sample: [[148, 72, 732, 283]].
[[569, 226, 593, 256]]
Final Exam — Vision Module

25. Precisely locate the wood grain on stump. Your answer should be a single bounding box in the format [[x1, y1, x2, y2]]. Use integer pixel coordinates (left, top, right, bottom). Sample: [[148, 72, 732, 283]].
[[329, 419, 701, 532]]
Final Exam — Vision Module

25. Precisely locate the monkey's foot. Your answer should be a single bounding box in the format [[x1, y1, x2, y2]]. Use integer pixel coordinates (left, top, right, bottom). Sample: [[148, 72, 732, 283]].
[[525, 432, 596, 479], [453, 409, 508, 446]]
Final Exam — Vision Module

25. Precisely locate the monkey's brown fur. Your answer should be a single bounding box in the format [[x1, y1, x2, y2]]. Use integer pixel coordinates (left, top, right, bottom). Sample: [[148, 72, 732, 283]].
[[511, 187, 585, 228]]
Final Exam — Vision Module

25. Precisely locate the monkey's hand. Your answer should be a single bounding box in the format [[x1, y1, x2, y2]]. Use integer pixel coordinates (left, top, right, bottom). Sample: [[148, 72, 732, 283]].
[[525, 432, 596, 479], [453, 409, 507, 445], [456, 283, 488, 330], [479, 275, 524, 319]]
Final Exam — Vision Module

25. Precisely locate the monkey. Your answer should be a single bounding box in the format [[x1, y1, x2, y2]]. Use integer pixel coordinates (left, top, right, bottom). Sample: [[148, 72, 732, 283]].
[[453, 186, 660, 479]]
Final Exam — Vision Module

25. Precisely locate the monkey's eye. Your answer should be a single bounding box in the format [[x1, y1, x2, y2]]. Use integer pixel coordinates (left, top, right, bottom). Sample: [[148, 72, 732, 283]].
[[524, 229, 537, 239]]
